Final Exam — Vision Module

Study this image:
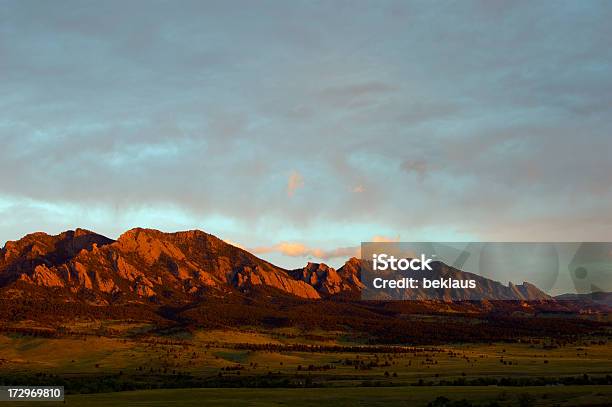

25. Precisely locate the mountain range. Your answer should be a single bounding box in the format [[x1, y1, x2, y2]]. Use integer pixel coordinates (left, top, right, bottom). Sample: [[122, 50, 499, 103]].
[[0, 228, 556, 304]]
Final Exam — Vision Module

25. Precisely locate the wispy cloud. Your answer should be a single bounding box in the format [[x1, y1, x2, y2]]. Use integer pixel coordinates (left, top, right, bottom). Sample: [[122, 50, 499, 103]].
[[250, 234, 400, 262], [372, 235, 400, 243], [287, 171, 304, 197], [251, 242, 359, 261]]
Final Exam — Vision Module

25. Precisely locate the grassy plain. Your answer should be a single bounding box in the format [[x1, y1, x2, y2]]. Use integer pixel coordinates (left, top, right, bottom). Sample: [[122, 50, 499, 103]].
[[1, 321, 611, 406], [1, 326, 611, 380]]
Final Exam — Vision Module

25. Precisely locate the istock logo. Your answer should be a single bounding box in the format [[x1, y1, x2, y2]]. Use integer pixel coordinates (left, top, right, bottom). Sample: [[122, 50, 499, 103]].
[[372, 253, 433, 271]]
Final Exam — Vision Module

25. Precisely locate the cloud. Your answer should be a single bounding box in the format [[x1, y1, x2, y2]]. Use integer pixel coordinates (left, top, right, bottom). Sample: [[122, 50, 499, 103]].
[[251, 241, 359, 261], [372, 235, 400, 243], [317, 81, 398, 109], [275, 242, 310, 257], [2, 0, 612, 286], [287, 171, 304, 197], [312, 246, 361, 260], [250, 234, 401, 261], [401, 160, 428, 178], [252, 242, 309, 257]]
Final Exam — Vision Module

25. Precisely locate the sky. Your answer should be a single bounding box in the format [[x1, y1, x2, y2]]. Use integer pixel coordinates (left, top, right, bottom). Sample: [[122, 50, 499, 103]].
[[2, 0, 612, 282]]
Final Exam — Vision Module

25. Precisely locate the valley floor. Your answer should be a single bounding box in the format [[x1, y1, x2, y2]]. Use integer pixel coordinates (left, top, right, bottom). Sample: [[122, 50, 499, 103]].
[[1, 322, 611, 406]]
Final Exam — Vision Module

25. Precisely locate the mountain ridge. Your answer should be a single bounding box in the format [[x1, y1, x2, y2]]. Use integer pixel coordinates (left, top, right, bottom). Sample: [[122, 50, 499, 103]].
[[1, 228, 551, 303]]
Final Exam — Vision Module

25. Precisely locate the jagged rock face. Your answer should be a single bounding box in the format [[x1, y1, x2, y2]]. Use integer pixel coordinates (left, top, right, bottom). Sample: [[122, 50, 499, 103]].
[[337, 257, 366, 290], [0, 229, 114, 287], [233, 265, 319, 299], [0, 228, 551, 303], [291, 261, 363, 294], [0, 228, 322, 301]]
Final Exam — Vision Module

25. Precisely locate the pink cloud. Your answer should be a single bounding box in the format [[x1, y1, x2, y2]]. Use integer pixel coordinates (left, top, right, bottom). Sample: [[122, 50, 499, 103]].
[[287, 171, 304, 197], [250, 234, 399, 261], [372, 234, 400, 243], [250, 241, 359, 260]]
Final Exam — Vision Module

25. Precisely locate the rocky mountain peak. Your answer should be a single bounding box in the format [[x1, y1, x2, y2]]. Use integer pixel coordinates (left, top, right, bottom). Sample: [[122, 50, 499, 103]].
[[1, 228, 552, 304]]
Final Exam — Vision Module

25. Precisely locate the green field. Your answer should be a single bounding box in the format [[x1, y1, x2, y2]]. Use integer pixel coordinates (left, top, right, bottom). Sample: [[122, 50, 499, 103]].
[[1, 323, 611, 406], [1, 326, 611, 382]]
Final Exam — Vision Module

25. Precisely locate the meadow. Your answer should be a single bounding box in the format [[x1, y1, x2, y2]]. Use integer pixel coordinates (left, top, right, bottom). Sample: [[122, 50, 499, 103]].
[[1, 320, 611, 405]]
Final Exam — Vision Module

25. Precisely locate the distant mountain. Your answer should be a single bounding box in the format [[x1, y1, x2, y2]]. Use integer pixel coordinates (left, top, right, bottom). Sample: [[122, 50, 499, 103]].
[[0, 228, 550, 304], [360, 260, 551, 301], [555, 291, 612, 307]]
